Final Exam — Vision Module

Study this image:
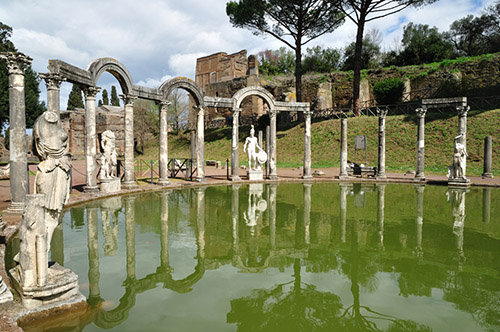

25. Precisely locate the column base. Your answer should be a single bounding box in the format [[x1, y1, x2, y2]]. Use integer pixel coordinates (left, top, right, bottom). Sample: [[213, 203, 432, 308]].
[[83, 185, 99, 193], [302, 175, 313, 180], [339, 173, 350, 180], [267, 175, 279, 180], [195, 176, 206, 182], [122, 181, 138, 189], [5, 201, 25, 214], [158, 179, 170, 186], [413, 176, 425, 182], [448, 177, 471, 187], [482, 173, 494, 179], [376, 174, 387, 180], [231, 175, 241, 181]]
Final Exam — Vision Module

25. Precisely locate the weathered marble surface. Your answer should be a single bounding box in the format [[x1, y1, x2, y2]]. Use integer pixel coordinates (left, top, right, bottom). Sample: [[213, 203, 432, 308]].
[[99, 130, 118, 180], [244, 125, 267, 172]]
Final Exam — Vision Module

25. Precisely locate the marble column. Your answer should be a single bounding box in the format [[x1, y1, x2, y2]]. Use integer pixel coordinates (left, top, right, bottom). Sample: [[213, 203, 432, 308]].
[[414, 108, 427, 181], [377, 108, 388, 179], [160, 191, 170, 270], [303, 109, 313, 179], [83, 86, 101, 193], [124, 196, 136, 281], [457, 105, 469, 176], [121, 94, 138, 189], [194, 106, 205, 182], [159, 101, 171, 186], [231, 108, 241, 181], [339, 117, 349, 179], [0, 52, 31, 213], [482, 136, 493, 178], [376, 184, 386, 248], [40, 73, 65, 115], [415, 185, 424, 258], [339, 183, 348, 243], [232, 185, 240, 254], [303, 183, 312, 245], [268, 109, 279, 180], [87, 207, 101, 305], [196, 188, 206, 259]]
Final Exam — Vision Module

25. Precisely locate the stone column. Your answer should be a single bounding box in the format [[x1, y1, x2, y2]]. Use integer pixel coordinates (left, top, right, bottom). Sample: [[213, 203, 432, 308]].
[[231, 108, 241, 181], [195, 188, 206, 259], [377, 184, 386, 248], [414, 108, 427, 181], [124, 196, 136, 281], [339, 117, 349, 179], [87, 207, 101, 305], [303, 183, 312, 245], [0, 52, 31, 213], [40, 73, 65, 115], [159, 101, 171, 186], [377, 108, 388, 179], [83, 86, 101, 193], [232, 185, 240, 254], [415, 185, 424, 258], [483, 187, 491, 223], [339, 183, 348, 243], [160, 191, 170, 270], [194, 106, 205, 182], [457, 105, 469, 176], [303, 109, 313, 179], [482, 136, 493, 178], [121, 94, 138, 189], [268, 109, 279, 180]]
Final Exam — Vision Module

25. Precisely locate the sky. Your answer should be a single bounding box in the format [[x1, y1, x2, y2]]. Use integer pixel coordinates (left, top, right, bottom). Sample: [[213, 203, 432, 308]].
[[0, 0, 496, 107]]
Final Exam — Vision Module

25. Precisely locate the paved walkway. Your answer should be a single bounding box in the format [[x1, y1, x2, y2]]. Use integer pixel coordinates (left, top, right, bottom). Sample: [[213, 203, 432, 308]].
[[1, 160, 500, 212]]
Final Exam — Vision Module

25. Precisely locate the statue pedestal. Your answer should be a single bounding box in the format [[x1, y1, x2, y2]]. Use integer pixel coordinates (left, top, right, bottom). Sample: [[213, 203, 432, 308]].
[[448, 177, 470, 187], [247, 169, 263, 181], [10, 263, 85, 310], [100, 177, 121, 193]]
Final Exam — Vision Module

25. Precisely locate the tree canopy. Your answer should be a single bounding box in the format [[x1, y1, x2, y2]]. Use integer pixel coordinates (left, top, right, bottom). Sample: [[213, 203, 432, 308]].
[[227, 0, 344, 101], [0, 22, 45, 128], [110, 85, 120, 106], [67, 84, 84, 110]]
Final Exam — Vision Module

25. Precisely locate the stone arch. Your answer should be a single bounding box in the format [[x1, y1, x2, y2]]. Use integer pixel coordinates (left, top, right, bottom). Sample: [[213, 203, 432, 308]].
[[159, 77, 205, 107], [87, 57, 134, 95], [232, 86, 275, 111]]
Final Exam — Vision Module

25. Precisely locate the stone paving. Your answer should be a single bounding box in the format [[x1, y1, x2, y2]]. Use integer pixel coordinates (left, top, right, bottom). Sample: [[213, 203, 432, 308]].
[[1, 159, 500, 331]]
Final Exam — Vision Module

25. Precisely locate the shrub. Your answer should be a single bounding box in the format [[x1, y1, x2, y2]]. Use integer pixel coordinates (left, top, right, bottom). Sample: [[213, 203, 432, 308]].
[[373, 78, 405, 105]]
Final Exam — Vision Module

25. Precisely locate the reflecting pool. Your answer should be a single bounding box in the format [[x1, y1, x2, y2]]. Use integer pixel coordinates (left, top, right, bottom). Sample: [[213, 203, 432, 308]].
[[22, 183, 500, 331]]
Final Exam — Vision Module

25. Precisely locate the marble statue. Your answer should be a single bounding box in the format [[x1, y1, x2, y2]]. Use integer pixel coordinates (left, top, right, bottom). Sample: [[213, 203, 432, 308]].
[[449, 134, 467, 180], [100, 130, 118, 179], [33, 111, 71, 250], [244, 125, 267, 171]]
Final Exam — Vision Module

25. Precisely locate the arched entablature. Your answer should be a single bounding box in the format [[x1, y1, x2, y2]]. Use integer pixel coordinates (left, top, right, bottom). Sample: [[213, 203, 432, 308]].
[[232, 86, 275, 111], [86, 57, 134, 95], [159, 77, 205, 108]]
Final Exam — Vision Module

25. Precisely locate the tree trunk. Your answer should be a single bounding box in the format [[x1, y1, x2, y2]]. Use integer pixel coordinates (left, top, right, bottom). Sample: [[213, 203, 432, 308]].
[[295, 44, 303, 103], [353, 18, 365, 117]]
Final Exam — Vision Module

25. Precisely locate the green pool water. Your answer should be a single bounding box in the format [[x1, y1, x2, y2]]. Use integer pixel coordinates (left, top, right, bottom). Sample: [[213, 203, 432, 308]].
[[26, 183, 500, 331]]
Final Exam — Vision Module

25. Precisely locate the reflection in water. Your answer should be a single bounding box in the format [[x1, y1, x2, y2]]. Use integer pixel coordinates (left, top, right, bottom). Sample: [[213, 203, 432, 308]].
[[483, 187, 491, 223], [37, 183, 500, 332]]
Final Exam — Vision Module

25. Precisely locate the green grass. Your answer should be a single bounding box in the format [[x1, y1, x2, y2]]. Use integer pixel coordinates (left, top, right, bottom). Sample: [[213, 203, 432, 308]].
[[139, 108, 500, 176]]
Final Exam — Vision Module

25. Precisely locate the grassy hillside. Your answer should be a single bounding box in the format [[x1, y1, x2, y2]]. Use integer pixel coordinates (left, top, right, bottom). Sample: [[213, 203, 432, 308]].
[[140, 108, 500, 176]]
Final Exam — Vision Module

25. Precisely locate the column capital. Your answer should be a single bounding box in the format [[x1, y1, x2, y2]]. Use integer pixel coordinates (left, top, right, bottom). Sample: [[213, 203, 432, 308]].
[[0, 52, 32, 75], [159, 101, 171, 112], [120, 94, 137, 105], [415, 107, 427, 118], [232, 107, 242, 115], [269, 109, 278, 118], [193, 105, 204, 114], [83, 86, 101, 99], [303, 108, 313, 119], [40, 73, 66, 90], [456, 105, 470, 117], [377, 107, 388, 118]]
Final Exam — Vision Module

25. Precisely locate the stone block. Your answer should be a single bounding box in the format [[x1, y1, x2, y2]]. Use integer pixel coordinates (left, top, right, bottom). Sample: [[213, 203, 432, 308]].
[[100, 178, 121, 193], [247, 169, 263, 181]]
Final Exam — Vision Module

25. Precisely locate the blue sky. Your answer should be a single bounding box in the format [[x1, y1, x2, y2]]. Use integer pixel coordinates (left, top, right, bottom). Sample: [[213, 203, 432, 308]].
[[0, 0, 496, 107]]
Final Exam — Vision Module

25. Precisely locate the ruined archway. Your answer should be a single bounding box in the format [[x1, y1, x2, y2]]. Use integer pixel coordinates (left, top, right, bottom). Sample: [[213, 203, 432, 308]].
[[87, 57, 134, 96]]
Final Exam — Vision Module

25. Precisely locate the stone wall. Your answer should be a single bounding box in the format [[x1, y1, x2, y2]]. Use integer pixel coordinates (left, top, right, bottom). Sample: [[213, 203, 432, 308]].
[[61, 106, 125, 159]]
